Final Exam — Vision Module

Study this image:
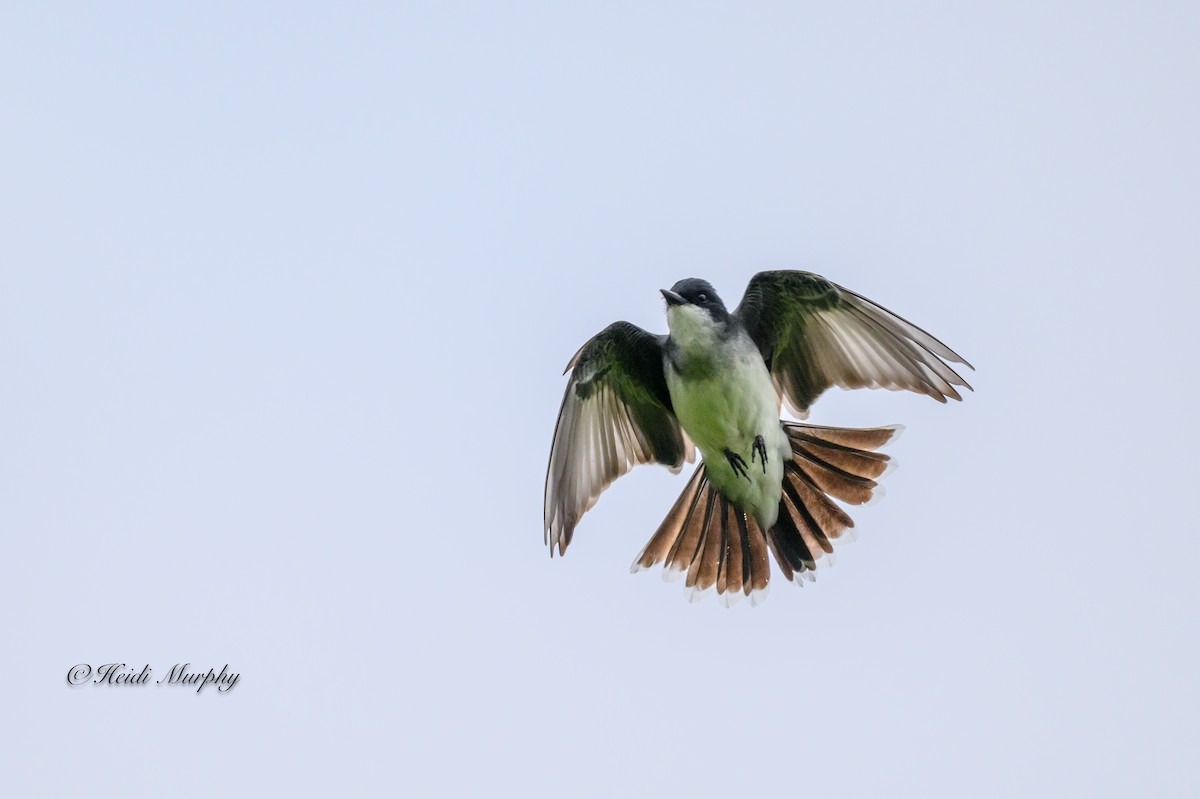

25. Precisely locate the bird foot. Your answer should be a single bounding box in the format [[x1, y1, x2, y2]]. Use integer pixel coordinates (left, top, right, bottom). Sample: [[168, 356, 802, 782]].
[[750, 435, 768, 473], [724, 448, 750, 481]]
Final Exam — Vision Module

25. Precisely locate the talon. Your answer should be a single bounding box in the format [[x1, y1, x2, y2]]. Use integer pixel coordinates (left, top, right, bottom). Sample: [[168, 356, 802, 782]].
[[751, 435, 768, 474], [724, 448, 750, 481]]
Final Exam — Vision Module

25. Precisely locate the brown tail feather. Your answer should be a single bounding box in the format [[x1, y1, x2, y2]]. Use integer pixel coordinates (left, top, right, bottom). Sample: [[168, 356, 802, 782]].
[[690, 491, 724, 595], [632, 422, 902, 604], [632, 467, 705, 571]]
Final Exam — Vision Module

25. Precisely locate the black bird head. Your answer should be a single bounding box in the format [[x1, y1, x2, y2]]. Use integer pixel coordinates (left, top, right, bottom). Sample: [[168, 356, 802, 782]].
[[660, 278, 729, 321]]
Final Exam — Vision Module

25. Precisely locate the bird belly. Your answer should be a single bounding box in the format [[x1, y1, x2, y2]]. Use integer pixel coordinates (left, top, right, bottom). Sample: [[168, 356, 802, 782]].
[[666, 350, 790, 530]]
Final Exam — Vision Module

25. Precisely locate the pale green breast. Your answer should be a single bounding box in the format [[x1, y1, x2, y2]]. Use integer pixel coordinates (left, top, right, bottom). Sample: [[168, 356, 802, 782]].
[[664, 336, 789, 528]]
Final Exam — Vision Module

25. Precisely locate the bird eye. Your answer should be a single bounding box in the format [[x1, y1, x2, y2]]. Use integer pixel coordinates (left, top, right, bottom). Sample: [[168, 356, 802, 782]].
[[697, 293, 707, 303]]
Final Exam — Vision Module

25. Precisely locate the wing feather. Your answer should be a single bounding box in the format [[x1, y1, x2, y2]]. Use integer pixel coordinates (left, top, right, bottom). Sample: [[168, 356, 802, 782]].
[[735, 271, 973, 416], [544, 321, 694, 555]]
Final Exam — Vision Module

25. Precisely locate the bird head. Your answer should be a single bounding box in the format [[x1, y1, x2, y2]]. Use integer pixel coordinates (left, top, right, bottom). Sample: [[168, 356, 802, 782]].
[[660, 278, 730, 331]]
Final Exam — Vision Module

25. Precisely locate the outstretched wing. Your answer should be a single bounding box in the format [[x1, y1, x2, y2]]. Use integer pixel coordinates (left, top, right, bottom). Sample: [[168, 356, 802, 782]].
[[735, 270, 973, 417], [545, 321, 694, 556]]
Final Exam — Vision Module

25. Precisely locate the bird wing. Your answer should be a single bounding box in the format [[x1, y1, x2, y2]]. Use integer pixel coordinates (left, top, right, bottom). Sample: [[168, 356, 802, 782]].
[[734, 270, 973, 417], [545, 321, 694, 556]]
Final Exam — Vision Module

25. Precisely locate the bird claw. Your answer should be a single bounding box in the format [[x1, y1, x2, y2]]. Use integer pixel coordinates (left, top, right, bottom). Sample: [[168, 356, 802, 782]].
[[751, 435, 768, 474], [724, 448, 750, 481]]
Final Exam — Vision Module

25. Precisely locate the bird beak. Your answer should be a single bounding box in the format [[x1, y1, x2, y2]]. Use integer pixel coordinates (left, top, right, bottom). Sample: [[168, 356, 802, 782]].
[[660, 289, 686, 307]]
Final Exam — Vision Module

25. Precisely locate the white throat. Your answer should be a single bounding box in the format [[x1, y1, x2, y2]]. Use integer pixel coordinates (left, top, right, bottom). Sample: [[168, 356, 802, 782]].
[[666, 304, 723, 359]]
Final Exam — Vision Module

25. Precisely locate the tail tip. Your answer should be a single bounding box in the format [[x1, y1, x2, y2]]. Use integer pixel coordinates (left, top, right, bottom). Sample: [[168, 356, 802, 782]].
[[882, 424, 906, 446], [791, 569, 816, 586], [878, 458, 900, 481]]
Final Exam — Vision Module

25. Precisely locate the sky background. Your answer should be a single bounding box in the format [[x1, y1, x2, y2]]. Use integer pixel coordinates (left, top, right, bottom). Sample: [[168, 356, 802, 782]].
[[3, 1, 1198, 796]]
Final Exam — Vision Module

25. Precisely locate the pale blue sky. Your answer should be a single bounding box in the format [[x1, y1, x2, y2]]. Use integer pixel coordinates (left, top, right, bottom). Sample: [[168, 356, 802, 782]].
[[3, 2, 1198, 796]]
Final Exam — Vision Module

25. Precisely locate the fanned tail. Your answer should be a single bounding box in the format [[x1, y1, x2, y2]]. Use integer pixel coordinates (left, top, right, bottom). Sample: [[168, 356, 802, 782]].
[[768, 422, 901, 583], [632, 422, 902, 605], [630, 465, 773, 606]]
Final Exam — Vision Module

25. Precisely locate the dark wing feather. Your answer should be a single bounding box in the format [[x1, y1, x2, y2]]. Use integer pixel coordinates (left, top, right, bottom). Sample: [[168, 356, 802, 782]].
[[734, 270, 973, 417], [544, 321, 694, 555]]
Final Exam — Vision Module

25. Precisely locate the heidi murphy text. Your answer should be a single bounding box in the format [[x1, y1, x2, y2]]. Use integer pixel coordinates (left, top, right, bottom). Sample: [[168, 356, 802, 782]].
[[67, 663, 240, 693]]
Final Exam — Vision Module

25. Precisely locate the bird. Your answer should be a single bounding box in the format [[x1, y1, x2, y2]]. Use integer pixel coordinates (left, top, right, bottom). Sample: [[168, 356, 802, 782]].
[[544, 270, 972, 605]]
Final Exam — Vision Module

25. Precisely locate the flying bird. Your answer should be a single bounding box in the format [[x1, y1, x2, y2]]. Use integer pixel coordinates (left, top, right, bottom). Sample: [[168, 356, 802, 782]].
[[544, 270, 972, 604]]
